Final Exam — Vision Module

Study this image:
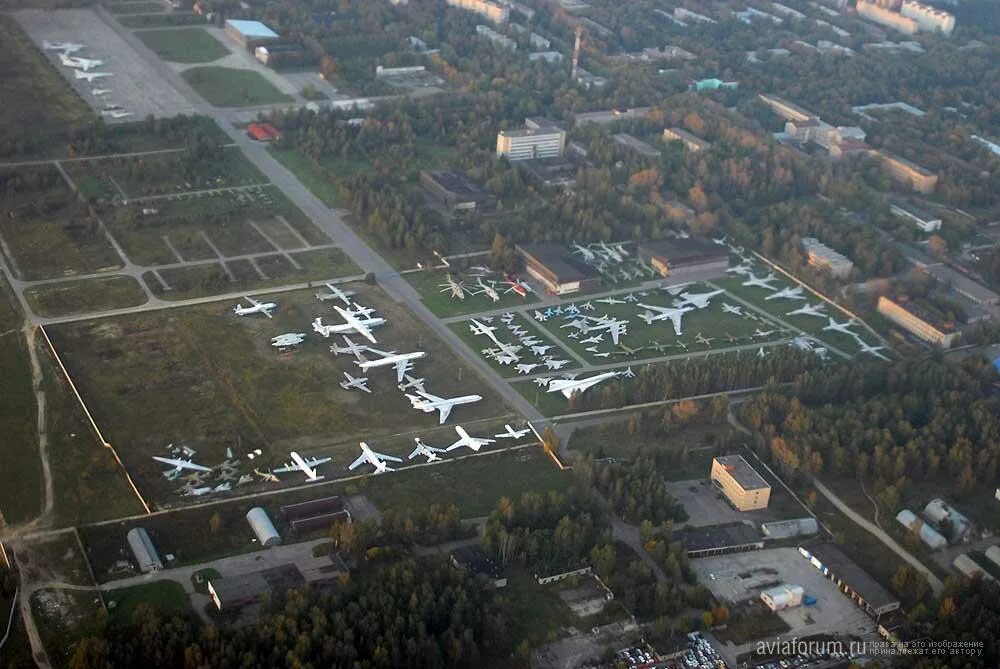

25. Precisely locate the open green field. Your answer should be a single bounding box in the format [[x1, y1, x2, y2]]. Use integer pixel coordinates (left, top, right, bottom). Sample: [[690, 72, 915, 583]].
[[0, 166, 122, 281], [449, 312, 577, 378], [81, 447, 565, 580], [47, 283, 511, 505], [119, 12, 205, 28], [569, 419, 735, 466], [406, 269, 538, 318], [106, 1, 167, 15], [136, 28, 228, 63], [0, 16, 92, 158], [269, 147, 342, 207], [106, 581, 192, 623], [182, 66, 293, 107], [25, 275, 147, 318], [535, 283, 791, 366], [0, 275, 42, 525]]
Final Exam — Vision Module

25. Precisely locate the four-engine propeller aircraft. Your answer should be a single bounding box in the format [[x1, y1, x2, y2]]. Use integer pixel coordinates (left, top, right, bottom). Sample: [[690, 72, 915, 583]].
[[339, 371, 371, 393], [273, 451, 333, 481], [333, 304, 381, 344], [349, 442, 403, 473], [315, 283, 355, 304], [312, 314, 385, 339], [233, 296, 276, 318]]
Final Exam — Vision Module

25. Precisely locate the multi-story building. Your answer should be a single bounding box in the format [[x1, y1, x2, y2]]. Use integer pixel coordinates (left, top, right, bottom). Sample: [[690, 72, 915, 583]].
[[872, 150, 938, 193], [877, 296, 960, 348], [758, 94, 816, 122], [711, 455, 771, 511], [802, 237, 854, 278], [476, 25, 517, 51], [447, 0, 509, 23], [663, 127, 710, 152], [855, 1, 920, 34], [496, 122, 566, 161], [901, 1, 955, 35]]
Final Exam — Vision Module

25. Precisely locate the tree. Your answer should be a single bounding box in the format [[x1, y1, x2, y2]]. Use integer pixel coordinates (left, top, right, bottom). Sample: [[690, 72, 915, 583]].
[[208, 512, 223, 535]]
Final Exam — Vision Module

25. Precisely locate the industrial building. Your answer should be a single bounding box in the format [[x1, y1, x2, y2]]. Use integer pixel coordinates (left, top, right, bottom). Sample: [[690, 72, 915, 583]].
[[246, 507, 282, 547], [517, 156, 578, 189], [420, 170, 496, 210], [496, 122, 566, 161], [446, 0, 509, 23], [254, 43, 308, 68], [126, 527, 163, 573], [476, 25, 517, 51], [760, 584, 805, 611], [800, 543, 901, 617], [923, 498, 972, 543], [679, 522, 765, 557], [638, 238, 729, 279], [761, 517, 819, 540], [953, 554, 994, 581], [207, 564, 305, 610], [802, 237, 854, 279], [889, 201, 942, 232], [877, 296, 960, 349], [224, 19, 280, 49], [451, 546, 508, 588], [612, 133, 661, 159], [872, 150, 938, 193], [662, 127, 710, 152], [516, 243, 601, 295], [895, 509, 948, 550], [710, 455, 771, 511], [281, 495, 351, 534], [758, 94, 816, 122]]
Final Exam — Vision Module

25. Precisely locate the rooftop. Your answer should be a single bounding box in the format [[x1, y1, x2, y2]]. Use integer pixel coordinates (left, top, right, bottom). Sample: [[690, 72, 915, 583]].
[[517, 243, 599, 283], [806, 542, 899, 611], [679, 522, 763, 553], [452, 546, 506, 581], [422, 170, 492, 197], [640, 238, 728, 265], [225, 19, 279, 38], [714, 455, 771, 491]]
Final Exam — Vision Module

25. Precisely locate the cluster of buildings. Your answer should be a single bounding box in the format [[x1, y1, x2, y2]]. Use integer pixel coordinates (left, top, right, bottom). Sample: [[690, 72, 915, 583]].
[[223, 19, 309, 68], [856, 0, 956, 36]]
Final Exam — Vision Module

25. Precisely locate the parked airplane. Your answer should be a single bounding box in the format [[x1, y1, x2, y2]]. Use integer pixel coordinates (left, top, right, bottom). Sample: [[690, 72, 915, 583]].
[[674, 289, 725, 309], [103, 109, 132, 119], [502, 274, 530, 297], [332, 304, 380, 343], [721, 303, 743, 316], [409, 438, 446, 462], [397, 374, 426, 392], [543, 358, 570, 370], [765, 286, 806, 301], [357, 349, 426, 382], [91, 88, 111, 96], [339, 371, 371, 393], [330, 335, 368, 358], [858, 342, 890, 361], [312, 313, 385, 339], [546, 371, 618, 398], [786, 303, 827, 318], [578, 314, 628, 345], [596, 297, 626, 305], [59, 53, 103, 70], [533, 310, 548, 322], [270, 332, 306, 348], [43, 40, 84, 53], [152, 456, 211, 479], [531, 344, 553, 356], [620, 366, 636, 379], [273, 451, 333, 481], [495, 424, 531, 439], [406, 389, 482, 424], [315, 283, 355, 304], [822, 317, 858, 336], [439, 274, 466, 300], [572, 243, 596, 262], [613, 343, 646, 357], [726, 264, 752, 276], [233, 296, 276, 318], [752, 328, 777, 338], [74, 70, 111, 82], [695, 333, 715, 346], [742, 273, 779, 290], [348, 442, 402, 474], [515, 363, 539, 374], [637, 303, 692, 335], [446, 426, 495, 452], [581, 334, 604, 345]]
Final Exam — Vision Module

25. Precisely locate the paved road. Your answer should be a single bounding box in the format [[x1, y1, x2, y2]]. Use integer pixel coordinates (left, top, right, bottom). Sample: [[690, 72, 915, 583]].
[[611, 518, 668, 583]]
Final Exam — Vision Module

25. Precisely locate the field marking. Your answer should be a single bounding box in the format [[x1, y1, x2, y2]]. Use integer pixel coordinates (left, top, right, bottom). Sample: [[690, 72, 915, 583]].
[[161, 235, 184, 263], [0, 147, 190, 169], [198, 232, 235, 281], [150, 270, 171, 291], [247, 256, 268, 280], [276, 215, 311, 248], [53, 162, 78, 195]]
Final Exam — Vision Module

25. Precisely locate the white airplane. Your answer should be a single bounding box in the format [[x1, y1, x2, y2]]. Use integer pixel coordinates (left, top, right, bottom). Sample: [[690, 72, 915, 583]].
[[59, 53, 103, 70], [330, 335, 368, 358], [152, 456, 211, 479], [726, 264, 752, 276], [348, 442, 402, 474], [581, 334, 604, 345], [531, 344, 554, 356], [765, 286, 806, 301], [742, 273, 779, 290], [515, 363, 539, 374], [572, 243, 596, 261], [74, 71, 111, 82], [473, 278, 501, 302], [233, 296, 276, 318], [858, 342, 890, 361], [103, 109, 132, 119], [273, 451, 332, 481], [315, 283, 355, 304], [546, 371, 618, 398], [469, 319, 496, 336], [674, 289, 725, 309], [596, 297, 626, 305], [578, 315, 628, 345], [312, 314, 385, 339], [446, 426, 495, 452], [722, 303, 743, 316], [271, 332, 306, 348], [495, 424, 531, 439], [790, 336, 829, 359], [787, 303, 826, 318], [91, 88, 112, 96], [620, 366, 636, 379], [409, 438, 446, 462], [533, 310, 548, 322], [43, 40, 84, 53], [636, 303, 692, 335], [397, 374, 426, 392], [752, 328, 777, 338], [439, 275, 466, 300], [333, 304, 380, 344], [357, 350, 426, 382], [543, 358, 570, 370], [822, 317, 858, 336], [339, 371, 371, 393], [695, 333, 715, 346], [406, 389, 482, 424], [596, 241, 624, 262]]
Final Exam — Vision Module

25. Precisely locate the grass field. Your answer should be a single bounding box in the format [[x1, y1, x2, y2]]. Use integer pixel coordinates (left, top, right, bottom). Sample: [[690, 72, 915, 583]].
[[119, 12, 205, 28], [47, 283, 510, 505], [136, 28, 228, 63], [449, 312, 577, 379], [269, 147, 342, 207], [406, 269, 538, 318], [107, 1, 167, 15], [105, 581, 192, 623], [0, 276, 42, 525], [25, 275, 147, 318], [0, 16, 92, 158], [182, 66, 293, 108]]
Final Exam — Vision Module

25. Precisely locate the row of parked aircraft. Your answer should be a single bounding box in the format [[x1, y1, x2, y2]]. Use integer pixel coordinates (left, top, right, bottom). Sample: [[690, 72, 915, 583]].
[[438, 269, 531, 302], [42, 40, 132, 118], [570, 241, 658, 284]]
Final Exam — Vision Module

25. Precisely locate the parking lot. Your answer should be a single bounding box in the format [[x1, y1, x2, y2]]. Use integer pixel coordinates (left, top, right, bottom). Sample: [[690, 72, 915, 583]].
[[665, 478, 778, 528], [15, 9, 196, 121], [691, 548, 876, 641]]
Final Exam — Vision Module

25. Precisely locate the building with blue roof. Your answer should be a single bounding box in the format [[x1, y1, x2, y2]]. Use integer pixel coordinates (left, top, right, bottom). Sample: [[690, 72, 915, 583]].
[[225, 19, 280, 48]]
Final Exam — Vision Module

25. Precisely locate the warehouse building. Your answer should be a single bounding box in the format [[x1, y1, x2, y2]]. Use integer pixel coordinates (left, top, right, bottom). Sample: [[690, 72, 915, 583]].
[[126, 527, 163, 573], [895, 509, 948, 550], [224, 19, 280, 49], [877, 296, 960, 349], [761, 517, 819, 540], [760, 584, 804, 611], [282, 495, 351, 534], [872, 149, 938, 193], [889, 200, 942, 232], [953, 554, 994, 581], [420, 170, 496, 210], [451, 546, 508, 588], [679, 522, 764, 557], [800, 543, 900, 617], [516, 243, 601, 295], [207, 564, 304, 610], [711, 455, 771, 511], [246, 507, 282, 547], [638, 238, 729, 279], [662, 127, 710, 152], [612, 133, 661, 158]]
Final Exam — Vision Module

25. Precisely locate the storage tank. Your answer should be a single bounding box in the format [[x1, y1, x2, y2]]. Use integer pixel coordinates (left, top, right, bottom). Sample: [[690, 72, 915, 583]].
[[126, 527, 163, 573], [895, 509, 948, 550], [246, 507, 282, 547], [985, 545, 1000, 569], [760, 584, 804, 611], [953, 554, 994, 581]]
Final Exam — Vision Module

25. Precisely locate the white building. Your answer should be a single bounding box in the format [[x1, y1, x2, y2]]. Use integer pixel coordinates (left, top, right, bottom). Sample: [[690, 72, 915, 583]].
[[447, 0, 509, 23], [896, 509, 948, 550], [802, 237, 854, 278], [497, 122, 566, 161], [760, 584, 804, 611], [901, 1, 955, 35]]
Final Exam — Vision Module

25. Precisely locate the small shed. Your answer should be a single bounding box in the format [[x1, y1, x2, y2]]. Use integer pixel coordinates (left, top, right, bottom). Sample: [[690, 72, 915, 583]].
[[246, 507, 282, 547], [126, 527, 163, 573]]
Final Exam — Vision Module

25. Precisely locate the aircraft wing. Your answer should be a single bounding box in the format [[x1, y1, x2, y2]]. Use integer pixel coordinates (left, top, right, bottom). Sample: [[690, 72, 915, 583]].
[[371, 450, 403, 463], [304, 456, 332, 467], [393, 359, 411, 383], [608, 324, 623, 345], [348, 453, 370, 470], [272, 462, 300, 474], [436, 403, 453, 424]]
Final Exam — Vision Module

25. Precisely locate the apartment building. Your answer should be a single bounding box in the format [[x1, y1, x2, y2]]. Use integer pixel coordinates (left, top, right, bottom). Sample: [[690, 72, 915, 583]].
[[711, 455, 771, 511], [447, 0, 509, 23]]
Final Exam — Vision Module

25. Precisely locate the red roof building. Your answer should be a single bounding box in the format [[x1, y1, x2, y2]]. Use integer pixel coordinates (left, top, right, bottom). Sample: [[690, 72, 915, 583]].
[[247, 123, 281, 141]]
